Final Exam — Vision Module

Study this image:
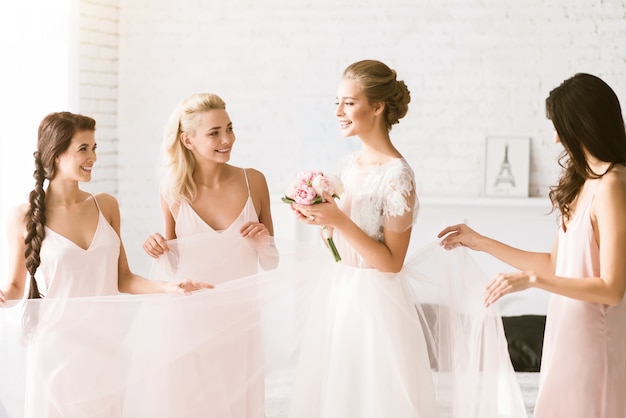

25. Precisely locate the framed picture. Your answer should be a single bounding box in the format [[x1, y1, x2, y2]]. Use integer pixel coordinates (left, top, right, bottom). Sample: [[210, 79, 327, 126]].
[[484, 137, 530, 197]]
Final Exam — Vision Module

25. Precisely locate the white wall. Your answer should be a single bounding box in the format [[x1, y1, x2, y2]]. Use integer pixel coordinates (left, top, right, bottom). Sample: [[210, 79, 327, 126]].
[[0, 0, 74, 271], [77, 0, 119, 195], [4, 0, 624, 315], [108, 0, 626, 278]]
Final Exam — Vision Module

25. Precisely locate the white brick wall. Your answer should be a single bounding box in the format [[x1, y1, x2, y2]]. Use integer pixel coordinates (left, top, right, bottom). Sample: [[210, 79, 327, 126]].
[[78, 0, 119, 195], [76, 0, 626, 275]]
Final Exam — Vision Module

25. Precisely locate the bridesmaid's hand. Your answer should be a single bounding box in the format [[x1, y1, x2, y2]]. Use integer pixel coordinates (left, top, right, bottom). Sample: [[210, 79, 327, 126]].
[[240, 221, 270, 238], [484, 271, 535, 307], [438, 224, 484, 251], [164, 279, 214, 295], [143, 233, 170, 258], [0, 289, 6, 307]]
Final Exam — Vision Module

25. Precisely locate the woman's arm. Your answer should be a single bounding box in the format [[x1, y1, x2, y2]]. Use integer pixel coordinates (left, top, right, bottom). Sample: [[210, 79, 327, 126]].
[[97, 193, 210, 294], [484, 174, 626, 306], [242, 169, 279, 270], [161, 193, 177, 240], [438, 223, 556, 275], [337, 215, 411, 273], [242, 168, 275, 237], [143, 194, 176, 258], [294, 191, 411, 273], [1, 204, 29, 304]]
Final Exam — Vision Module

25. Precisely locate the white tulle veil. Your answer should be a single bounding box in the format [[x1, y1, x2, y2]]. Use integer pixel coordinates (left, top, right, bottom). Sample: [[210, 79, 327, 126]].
[[0, 234, 526, 418]]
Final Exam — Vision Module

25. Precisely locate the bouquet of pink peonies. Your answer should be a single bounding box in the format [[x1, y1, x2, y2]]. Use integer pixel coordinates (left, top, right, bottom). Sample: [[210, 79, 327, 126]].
[[282, 171, 344, 262]]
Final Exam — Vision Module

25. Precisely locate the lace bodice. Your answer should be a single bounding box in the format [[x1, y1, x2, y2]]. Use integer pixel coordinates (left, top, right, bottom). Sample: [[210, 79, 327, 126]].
[[334, 153, 418, 268]]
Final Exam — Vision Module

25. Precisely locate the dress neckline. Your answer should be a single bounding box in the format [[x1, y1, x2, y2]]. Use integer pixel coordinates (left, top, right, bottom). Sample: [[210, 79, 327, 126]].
[[353, 154, 404, 171], [43, 193, 103, 251], [562, 181, 600, 234], [45, 212, 102, 251], [184, 196, 252, 233]]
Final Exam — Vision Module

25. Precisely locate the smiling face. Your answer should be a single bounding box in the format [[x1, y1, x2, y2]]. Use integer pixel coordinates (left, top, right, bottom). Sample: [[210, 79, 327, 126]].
[[54, 130, 97, 182], [335, 78, 380, 138], [182, 109, 235, 163]]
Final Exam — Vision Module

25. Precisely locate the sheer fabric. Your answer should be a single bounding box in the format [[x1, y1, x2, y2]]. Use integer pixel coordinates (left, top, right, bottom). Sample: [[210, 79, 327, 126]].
[[0, 240, 525, 417], [0, 156, 525, 417]]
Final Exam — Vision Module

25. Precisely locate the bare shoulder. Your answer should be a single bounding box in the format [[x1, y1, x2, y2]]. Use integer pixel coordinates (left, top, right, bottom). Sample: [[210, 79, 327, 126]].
[[244, 167, 267, 182], [598, 167, 626, 194], [92, 193, 120, 216], [245, 168, 270, 191], [595, 167, 626, 209]]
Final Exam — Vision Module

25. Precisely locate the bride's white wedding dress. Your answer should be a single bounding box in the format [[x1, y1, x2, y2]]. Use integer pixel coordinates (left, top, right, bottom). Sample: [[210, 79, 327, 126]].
[[287, 153, 527, 418]]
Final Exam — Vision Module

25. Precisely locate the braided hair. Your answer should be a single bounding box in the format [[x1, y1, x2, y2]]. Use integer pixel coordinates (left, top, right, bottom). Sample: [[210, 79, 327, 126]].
[[24, 112, 96, 298]]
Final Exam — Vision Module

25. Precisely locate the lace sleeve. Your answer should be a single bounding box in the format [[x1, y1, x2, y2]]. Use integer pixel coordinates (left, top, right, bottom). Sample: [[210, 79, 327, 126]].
[[382, 161, 419, 233]]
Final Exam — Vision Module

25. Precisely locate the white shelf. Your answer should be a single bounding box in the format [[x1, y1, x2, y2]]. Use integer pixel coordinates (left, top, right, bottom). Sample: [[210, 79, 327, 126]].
[[419, 196, 551, 208]]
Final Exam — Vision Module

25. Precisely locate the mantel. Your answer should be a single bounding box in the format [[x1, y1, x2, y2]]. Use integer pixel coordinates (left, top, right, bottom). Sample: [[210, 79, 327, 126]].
[[419, 196, 551, 208]]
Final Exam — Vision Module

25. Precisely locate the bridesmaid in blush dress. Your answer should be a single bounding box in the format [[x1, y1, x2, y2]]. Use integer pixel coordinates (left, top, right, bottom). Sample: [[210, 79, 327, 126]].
[[439, 73, 626, 418], [0, 112, 210, 418], [142, 93, 277, 418]]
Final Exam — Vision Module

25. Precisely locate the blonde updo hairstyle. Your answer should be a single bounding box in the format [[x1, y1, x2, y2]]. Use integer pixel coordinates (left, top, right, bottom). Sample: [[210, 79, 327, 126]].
[[342, 60, 411, 131], [161, 93, 226, 204]]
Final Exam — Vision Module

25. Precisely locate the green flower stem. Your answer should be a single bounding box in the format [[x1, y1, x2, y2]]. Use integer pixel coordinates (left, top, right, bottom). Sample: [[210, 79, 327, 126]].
[[326, 237, 341, 262]]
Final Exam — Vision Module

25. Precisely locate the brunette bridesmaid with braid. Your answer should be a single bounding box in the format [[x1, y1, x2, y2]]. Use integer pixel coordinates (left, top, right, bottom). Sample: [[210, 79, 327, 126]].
[[0, 111, 210, 417], [0, 111, 209, 302]]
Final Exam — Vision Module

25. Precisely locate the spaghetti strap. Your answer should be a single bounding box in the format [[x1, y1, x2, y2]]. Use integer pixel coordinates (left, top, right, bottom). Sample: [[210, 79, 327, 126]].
[[243, 168, 251, 197], [90, 193, 102, 214]]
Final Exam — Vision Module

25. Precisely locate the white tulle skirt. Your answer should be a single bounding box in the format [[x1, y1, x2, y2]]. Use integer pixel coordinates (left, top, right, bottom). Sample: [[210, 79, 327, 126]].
[[287, 262, 439, 418], [0, 238, 526, 418]]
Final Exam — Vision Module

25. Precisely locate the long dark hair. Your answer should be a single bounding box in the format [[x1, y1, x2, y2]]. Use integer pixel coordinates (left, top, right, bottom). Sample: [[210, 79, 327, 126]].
[[546, 73, 626, 225], [25, 112, 96, 298]]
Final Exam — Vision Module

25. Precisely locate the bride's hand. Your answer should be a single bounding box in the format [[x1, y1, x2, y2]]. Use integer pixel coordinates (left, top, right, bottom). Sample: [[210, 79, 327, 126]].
[[0, 289, 6, 307], [293, 192, 343, 228]]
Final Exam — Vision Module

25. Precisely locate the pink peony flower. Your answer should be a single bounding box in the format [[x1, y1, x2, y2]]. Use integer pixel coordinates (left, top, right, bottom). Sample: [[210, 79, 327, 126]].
[[293, 184, 317, 205], [311, 174, 334, 199], [282, 170, 343, 262], [285, 179, 300, 199], [296, 170, 323, 184], [311, 173, 344, 198], [326, 174, 344, 195]]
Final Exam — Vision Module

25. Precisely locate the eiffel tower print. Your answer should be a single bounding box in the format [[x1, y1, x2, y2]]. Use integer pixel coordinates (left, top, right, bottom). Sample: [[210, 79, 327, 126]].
[[494, 143, 516, 187]]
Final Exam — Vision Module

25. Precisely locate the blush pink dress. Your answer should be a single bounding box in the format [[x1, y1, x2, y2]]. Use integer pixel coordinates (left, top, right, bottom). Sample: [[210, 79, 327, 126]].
[[158, 168, 265, 418], [173, 183, 259, 283], [534, 187, 626, 417], [25, 195, 123, 418]]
